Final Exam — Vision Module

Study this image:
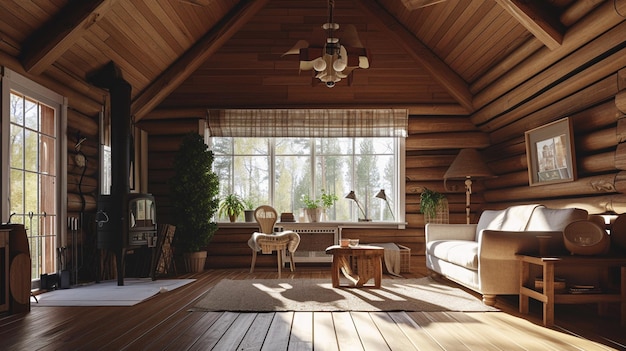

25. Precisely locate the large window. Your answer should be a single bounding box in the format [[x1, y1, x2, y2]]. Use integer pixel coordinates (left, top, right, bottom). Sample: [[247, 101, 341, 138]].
[[211, 137, 401, 222], [2, 68, 66, 281]]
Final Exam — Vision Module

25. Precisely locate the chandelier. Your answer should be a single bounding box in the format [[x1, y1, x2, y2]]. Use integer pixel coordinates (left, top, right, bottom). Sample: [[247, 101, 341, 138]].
[[283, 0, 370, 87]]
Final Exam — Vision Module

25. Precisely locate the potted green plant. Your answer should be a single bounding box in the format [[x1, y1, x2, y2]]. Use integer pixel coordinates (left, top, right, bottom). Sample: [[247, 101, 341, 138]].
[[321, 189, 338, 209], [169, 133, 219, 272], [420, 187, 447, 224], [302, 194, 321, 222], [320, 189, 338, 221], [218, 194, 246, 222], [243, 198, 255, 222]]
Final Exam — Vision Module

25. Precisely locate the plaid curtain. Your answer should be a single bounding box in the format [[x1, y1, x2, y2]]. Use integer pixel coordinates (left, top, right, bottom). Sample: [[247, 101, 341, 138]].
[[207, 109, 408, 138]]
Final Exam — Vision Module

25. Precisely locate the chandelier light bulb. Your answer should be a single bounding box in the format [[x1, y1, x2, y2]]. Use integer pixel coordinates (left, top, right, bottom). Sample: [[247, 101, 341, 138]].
[[333, 57, 347, 72], [313, 57, 327, 71]]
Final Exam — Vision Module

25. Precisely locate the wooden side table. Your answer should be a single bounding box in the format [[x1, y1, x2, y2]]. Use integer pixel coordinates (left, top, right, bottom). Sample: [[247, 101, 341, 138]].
[[517, 254, 626, 327], [325, 245, 384, 288]]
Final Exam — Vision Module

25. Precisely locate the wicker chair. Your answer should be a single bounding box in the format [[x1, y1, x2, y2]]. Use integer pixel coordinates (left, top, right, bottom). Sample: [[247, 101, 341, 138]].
[[249, 205, 299, 278]]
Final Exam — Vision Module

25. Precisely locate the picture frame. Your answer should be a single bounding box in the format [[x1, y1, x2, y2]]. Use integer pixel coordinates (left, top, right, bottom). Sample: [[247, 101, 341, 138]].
[[525, 117, 576, 186]]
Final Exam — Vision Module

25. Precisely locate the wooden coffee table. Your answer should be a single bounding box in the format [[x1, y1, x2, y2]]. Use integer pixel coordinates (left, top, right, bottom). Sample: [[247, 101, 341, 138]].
[[325, 245, 384, 288]]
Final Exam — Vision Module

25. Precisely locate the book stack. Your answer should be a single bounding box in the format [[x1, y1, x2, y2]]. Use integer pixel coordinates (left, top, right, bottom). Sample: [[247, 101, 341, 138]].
[[280, 212, 295, 222], [568, 285, 602, 294]]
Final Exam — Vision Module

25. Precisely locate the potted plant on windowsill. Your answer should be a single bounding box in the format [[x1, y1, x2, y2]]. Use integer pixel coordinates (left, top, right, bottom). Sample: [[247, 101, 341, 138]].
[[302, 194, 321, 222], [243, 198, 255, 222], [420, 187, 448, 224], [320, 189, 338, 221], [218, 194, 246, 222], [170, 133, 219, 273]]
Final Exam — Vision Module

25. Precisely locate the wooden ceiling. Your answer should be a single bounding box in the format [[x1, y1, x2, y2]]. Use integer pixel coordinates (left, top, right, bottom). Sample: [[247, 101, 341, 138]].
[[0, 0, 591, 121]]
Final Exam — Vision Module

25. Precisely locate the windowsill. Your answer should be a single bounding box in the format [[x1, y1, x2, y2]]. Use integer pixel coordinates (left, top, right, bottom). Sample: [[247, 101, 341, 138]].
[[217, 221, 406, 229]]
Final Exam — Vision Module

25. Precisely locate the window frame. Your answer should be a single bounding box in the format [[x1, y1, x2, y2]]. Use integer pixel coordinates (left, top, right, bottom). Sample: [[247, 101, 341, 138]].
[[1, 67, 68, 282], [210, 136, 405, 226]]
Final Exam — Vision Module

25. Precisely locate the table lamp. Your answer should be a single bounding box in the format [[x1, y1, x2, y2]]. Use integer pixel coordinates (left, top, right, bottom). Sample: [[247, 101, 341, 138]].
[[443, 149, 495, 224], [375, 189, 395, 220], [345, 191, 370, 221]]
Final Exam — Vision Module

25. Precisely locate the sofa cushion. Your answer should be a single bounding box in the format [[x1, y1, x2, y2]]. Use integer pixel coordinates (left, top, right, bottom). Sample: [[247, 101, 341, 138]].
[[476, 204, 542, 238], [426, 240, 478, 270], [476, 210, 505, 235], [526, 207, 588, 231]]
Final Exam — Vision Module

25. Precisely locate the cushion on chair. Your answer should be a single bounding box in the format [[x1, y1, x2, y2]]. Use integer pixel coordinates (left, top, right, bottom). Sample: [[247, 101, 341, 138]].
[[248, 231, 300, 253]]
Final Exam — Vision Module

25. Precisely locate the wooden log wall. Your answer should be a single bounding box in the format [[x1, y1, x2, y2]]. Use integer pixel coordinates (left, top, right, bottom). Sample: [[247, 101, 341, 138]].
[[403, 3, 626, 260], [482, 64, 626, 214]]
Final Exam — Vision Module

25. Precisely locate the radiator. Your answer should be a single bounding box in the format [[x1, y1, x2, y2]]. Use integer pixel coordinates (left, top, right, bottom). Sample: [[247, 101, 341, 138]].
[[278, 226, 338, 263]]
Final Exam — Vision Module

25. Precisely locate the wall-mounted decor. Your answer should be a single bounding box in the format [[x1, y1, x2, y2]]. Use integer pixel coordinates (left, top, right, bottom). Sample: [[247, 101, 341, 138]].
[[525, 117, 576, 186]]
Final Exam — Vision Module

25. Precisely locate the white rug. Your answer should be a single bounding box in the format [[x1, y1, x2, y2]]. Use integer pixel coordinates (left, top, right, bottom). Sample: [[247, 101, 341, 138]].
[[32, 278, 195, 307], [192, 278, 498, 312]]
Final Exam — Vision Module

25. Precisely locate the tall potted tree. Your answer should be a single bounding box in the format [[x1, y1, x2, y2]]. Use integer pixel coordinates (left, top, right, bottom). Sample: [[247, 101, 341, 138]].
[[170, 133, 219, 272]]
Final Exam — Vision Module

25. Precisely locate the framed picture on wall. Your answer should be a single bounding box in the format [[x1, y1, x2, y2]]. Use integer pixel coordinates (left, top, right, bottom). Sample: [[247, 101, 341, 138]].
[[525, 117, 576, 186]]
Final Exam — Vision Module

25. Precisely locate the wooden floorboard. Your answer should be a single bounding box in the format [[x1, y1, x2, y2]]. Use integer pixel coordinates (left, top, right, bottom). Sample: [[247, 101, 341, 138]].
[[0, 265, 624, 350]]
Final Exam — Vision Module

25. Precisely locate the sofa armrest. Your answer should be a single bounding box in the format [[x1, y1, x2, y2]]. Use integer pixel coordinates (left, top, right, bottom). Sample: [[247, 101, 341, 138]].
[[477, 230, 564, 295], [425, 223, 477, 243], [478, 230, 564, 258]]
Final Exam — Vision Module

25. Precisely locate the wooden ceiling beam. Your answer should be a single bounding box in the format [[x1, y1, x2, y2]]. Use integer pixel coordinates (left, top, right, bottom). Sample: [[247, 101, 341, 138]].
[[352, 0, 474, 112], [494, 0, 565, 50], [21, 0, 118, 75], [131, 0, 270, 122]]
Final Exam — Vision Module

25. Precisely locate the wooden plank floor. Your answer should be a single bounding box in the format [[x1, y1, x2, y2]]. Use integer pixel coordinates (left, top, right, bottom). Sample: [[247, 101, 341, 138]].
[[0, 265, 625, 350]]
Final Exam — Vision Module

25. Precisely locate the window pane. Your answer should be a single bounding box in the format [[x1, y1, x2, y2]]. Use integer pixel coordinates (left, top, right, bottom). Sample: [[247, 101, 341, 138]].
[[316, 138, 352, 154], [234, 138, 268, 155], [233, 155, 269, 204], [10, 169, 24, 215], [10, 125, 24, 169], [276, 155, 310, 214], [315, 155, 351, 221], [24, 97, 39, 130], [277, 138, 310, 155], [10, 93, 24, 125], [24, 129, 38, 172]]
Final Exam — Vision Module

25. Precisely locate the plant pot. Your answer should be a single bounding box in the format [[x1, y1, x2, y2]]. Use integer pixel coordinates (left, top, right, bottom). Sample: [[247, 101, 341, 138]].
[[244, 210, 255, 222], [305, 208, 322, 222], [229, 214, 237, 222], [183, 251, 207, 273]]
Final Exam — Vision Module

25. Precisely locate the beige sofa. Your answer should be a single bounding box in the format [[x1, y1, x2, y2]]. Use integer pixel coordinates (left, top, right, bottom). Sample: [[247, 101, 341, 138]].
[[425, 204, 588, 305]]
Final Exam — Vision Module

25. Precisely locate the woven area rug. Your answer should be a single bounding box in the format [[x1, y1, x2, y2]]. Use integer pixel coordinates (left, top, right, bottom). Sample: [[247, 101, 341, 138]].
[[191, 277, 498, 312], [33, 278, 195, 307]]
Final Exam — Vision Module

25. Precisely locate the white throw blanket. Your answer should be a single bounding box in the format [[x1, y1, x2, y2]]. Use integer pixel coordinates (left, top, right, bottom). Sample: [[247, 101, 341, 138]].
[[370, 242, 402, 277], [247, 230, 300, 253]]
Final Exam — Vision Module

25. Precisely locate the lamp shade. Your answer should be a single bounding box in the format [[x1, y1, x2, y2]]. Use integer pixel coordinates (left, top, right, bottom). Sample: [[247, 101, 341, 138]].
[[374, 189, 387, 200], [345, 190, 357, 201], [444, 149, 494, 180]]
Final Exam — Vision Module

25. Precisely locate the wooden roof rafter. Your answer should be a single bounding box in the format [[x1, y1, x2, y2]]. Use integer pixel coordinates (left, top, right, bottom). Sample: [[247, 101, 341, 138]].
[[131, 0, 270, 122], [21, 0, 119, 75], [494, 0, 565, 50]]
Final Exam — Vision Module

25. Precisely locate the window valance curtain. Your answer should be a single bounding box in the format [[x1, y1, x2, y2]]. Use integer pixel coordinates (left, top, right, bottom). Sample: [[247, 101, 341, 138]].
[[206, 109, 408, 138]]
